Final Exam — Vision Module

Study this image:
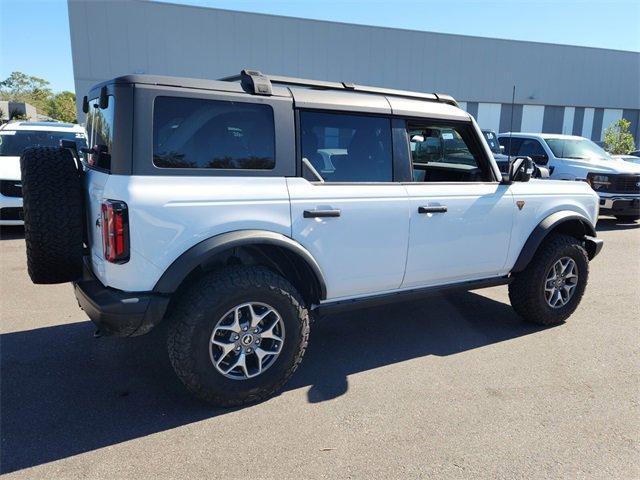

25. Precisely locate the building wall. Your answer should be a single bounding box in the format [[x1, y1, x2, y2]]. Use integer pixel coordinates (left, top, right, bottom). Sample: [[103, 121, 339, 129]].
[[67, 0, 640, 142]]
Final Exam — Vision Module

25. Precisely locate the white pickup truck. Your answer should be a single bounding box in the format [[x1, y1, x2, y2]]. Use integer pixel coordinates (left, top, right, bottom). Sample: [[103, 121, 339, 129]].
[[498, 133, 640, 222]]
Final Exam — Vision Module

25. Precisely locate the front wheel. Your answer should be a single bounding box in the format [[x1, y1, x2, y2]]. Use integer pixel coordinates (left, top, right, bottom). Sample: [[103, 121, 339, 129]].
[[167, 266, 309, 407], [509, 234, 589, 325]]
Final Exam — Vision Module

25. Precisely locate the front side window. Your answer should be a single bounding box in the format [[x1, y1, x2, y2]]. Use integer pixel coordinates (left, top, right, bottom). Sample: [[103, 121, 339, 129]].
[[482, 130, 501, 154], [85, 96, 114, 171], [300, 111, 393, 182], [498, 136, 523, 156], [153, 97, 275, 170], [408, 123, 491, 182]]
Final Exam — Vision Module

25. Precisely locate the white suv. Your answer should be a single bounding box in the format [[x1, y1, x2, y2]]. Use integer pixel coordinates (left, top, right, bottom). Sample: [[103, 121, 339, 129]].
[[0, 121, 87, 225], [19, 71, 603, 407], [498, 133, 640, 222]]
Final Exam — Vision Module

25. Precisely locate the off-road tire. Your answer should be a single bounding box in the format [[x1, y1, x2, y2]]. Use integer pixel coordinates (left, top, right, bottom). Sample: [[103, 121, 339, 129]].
[[20, 147, 83, 284], [509, 234, 589, 325], [167, 266, 310, 407], [615, 215, 639, 222]]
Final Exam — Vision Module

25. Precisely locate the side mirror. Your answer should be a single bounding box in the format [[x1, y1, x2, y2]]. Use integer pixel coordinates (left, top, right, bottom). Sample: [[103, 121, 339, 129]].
[[509, 156, 535, 182], [99, 86, 109, 109], [500, 145, 505, 153], [410, 134, 425, 143], [534, 165, 550, 179]]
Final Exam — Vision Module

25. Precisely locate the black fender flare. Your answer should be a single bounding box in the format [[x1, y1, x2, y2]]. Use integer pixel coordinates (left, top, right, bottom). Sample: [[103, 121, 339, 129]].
[[153, 230, 327, 299], [511, 211, 598, 273]]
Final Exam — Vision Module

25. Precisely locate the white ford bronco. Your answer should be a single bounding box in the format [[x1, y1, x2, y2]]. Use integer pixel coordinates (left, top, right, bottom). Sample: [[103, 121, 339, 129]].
[[20, 71, 603, 407]]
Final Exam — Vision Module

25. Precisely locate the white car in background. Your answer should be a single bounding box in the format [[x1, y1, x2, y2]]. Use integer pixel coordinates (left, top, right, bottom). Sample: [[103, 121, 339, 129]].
[[498, 133, 640, 221], [0, 122, 87, 225]]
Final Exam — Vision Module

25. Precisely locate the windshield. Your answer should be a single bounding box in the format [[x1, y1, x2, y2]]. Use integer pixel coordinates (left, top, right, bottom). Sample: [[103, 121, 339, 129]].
[[482, 130, 502, 154], [0, 130, 87, 157], [544, 137, 612, 161]]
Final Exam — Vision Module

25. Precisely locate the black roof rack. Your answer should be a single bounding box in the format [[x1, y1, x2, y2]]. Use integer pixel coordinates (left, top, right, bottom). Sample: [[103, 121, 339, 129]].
[[219, 69, 459, 108]]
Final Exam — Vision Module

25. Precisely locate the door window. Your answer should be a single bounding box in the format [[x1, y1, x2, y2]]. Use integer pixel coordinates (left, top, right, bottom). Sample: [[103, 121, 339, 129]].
[[299, 111, 393, 182], [516, 139, 548, 164], [498, 136, 523, 156], [407, 123, 492, 182]]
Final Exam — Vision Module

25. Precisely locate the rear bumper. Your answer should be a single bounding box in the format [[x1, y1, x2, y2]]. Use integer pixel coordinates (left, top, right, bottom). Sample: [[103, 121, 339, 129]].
[[74, 266, 169, 337]]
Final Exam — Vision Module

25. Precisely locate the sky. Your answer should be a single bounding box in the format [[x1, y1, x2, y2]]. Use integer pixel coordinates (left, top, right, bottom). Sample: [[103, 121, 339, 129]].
[[1, 0, 639, 93]]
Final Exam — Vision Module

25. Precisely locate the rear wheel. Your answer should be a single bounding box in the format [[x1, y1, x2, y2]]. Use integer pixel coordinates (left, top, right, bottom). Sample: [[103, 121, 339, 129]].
[[20, 147, 84, 284], [166, 266, 309, 407], [509, 234, 589, 325]]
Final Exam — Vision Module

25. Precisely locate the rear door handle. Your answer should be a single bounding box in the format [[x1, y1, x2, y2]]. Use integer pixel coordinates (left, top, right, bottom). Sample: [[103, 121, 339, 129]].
[[303, 209, 341, 218], [418, 205, 448, 214]]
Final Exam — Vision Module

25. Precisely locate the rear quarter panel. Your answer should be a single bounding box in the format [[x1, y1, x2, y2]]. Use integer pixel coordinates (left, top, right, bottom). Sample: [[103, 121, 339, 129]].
[[97, 175, 291, 291], [505, 179, 599, 270]]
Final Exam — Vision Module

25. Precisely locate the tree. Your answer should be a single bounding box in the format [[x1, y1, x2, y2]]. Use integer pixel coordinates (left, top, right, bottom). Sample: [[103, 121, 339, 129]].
[[603, 118, 636, 155], [47, 91, 77, 123], [0, 71, 53, 113]]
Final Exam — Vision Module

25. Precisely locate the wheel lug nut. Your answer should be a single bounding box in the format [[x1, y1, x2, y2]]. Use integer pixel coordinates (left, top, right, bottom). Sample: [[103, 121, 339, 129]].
[[242, 327, 248, 332], [254, 328, 260, 333], [235, 346, 241, 351], [234, 334, 239, 340], [256, 339, 261, 344], [246, 347, 252, 353]]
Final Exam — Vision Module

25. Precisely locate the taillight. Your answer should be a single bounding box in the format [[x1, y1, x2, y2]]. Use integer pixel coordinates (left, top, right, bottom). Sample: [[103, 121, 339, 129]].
[[101, 200, 129, 263]]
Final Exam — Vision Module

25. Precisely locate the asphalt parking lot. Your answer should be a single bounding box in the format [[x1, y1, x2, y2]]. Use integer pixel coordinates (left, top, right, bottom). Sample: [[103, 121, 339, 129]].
[[1, 218, 638, 479]]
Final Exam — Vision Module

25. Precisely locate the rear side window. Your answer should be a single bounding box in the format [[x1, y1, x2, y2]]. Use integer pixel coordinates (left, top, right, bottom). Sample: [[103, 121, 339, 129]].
[[85, 96, 114, 171], [300, 111, 393, 182], [153, 97, 275, 170]]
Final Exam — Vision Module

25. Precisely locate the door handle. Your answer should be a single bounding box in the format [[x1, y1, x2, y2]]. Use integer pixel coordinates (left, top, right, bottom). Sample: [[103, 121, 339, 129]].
[[418, 205, 448, 214], [303, 209, 341, 218]]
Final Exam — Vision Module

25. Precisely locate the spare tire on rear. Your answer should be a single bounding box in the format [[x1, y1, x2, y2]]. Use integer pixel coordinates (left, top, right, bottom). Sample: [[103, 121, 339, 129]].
[[20, 147, 84, 284]]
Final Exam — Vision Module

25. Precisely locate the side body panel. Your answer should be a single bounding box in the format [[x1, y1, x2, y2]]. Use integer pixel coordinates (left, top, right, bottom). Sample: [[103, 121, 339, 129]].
[[287, 178, 410, 300], [92, 175, 292, 291], [401, 183, 514, 287], [504, 179, 599, 270]]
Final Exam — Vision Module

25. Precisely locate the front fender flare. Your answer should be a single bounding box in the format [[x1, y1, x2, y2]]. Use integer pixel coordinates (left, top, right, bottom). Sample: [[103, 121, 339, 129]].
[[153, 230, 327, 299], [511, 211, 598, 273]]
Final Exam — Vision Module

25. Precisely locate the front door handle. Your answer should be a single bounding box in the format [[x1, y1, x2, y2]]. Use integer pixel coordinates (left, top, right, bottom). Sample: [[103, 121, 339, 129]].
[[303, 209, 341, 218], [418, 205, 448, 214]]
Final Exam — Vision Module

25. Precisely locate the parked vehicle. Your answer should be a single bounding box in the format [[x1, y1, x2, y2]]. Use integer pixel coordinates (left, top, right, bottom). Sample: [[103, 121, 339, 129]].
[[498, 133, 640, 222], [0, 121, 87, 225], [19, 71, 603, 406], [482, 129, 510, 173], [629, 150, 640, 157]]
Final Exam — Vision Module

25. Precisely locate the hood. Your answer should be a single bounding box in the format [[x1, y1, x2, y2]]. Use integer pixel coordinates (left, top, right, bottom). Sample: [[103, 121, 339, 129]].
[[0, 156, 21, 181], [561, 156, 640, 175]]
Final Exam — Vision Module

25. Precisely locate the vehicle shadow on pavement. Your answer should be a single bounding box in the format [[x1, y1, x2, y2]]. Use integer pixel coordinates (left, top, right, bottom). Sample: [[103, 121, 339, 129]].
[[1, 290, 547, 474], [596, 217, 640, 232], [0, 225, 25, 240]]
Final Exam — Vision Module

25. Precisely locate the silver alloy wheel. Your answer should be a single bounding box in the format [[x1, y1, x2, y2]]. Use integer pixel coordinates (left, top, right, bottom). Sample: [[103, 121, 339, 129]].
[[544, 257, 579, 308], [209, 302, 285, 380]]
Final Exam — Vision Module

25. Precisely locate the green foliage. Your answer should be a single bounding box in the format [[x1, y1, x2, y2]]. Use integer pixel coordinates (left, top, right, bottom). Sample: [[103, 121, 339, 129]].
[[0, 71, 77, 123], [603, 118, 636, 155], [47, 91, 77, 124]]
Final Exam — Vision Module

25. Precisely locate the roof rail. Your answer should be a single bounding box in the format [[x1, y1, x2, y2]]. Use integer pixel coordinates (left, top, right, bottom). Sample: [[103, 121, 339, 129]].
[[219, 69, 459, 108]]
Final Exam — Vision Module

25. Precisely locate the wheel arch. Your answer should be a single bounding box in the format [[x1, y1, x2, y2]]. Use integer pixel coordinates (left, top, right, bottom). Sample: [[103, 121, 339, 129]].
[[511, 211, 598, 273], [153, 230, 327, 305]]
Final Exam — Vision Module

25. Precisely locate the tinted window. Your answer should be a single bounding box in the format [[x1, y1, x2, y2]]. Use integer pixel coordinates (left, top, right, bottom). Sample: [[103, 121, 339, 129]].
[[498, 136, 523, 156], [482, 130, 501, 154], [153, 97, 275, 170], [300, 111, 392, 182], [544, 137, 612, 160], [0, 130, 86, 157], [517, 139, 546, 157], [408, 123, 490, 182], [85, 96, 114, 171]]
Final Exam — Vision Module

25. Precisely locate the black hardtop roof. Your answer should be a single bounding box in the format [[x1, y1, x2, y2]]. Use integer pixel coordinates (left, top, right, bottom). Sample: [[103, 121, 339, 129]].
[[89, 70, 459, 107]]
